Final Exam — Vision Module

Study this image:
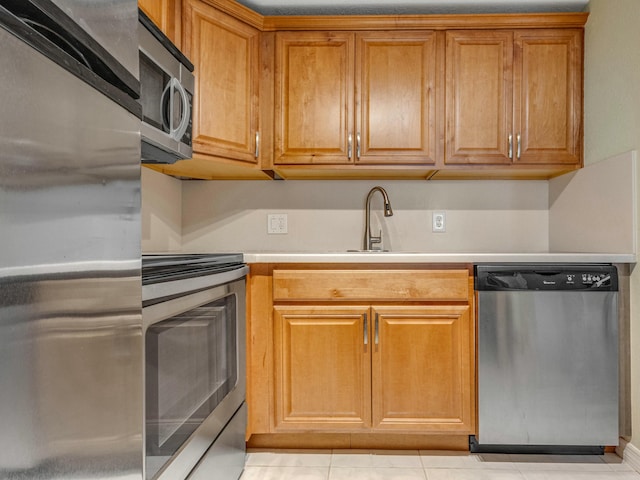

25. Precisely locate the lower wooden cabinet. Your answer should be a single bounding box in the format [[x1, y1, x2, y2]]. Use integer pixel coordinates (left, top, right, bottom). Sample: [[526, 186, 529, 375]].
[[274, 305, 372, 430], [372, 305, 473, 432], [248, 266, 476, 440], [274, 303, 473, 433]]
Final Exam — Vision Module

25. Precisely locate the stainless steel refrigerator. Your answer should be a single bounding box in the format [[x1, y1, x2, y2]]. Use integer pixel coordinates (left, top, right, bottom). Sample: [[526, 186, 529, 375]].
[[0, 1, 142, 478]]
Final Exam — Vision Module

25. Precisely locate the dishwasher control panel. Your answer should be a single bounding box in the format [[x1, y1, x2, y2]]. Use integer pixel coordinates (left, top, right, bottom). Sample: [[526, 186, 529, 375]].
[[475, 264, 618, 291]]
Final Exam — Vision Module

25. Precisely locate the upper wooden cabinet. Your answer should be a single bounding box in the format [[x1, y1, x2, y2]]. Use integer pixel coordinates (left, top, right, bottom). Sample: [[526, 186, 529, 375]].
[[144, 3, 587, 180], [516, 30, 583, 165], [274, 31, 439, 168], [138, 0, 182, 47], [183, 0, 260, 165], [143, 0, 273, 180], [445, 29, 583, 168], [445, 31, 512, 165], [358, 33, 438, 165], [275, 32, 354, 165]]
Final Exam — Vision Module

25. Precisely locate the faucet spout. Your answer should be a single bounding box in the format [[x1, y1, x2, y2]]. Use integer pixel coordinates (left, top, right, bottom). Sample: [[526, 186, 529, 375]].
[[363, 186, 393, 251]]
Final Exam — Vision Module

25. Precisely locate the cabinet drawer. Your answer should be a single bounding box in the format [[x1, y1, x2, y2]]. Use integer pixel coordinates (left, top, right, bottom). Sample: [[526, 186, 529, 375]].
[[273, 270, 469, 302]]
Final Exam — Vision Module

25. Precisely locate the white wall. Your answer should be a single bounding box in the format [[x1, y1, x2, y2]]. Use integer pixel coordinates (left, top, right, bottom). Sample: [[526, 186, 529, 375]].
[[584, 1, 640, 166], [549, 151, 636, 254], [180, 180, 549, 253], [584, 0, 640, 451]]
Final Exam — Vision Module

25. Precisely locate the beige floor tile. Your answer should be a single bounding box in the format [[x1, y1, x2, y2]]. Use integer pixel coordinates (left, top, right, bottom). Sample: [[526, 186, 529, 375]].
[[477, 454, 512, 463], [246, 450, 332, 467], [329, 467, 426, 480], [332, 450, 422, 468], [240, 465, 329, 480], [424, 468, 526, 480], [238, 451, 640, 480], [509, 454, 605, 464], [510, 454, 614, 472], [603, 453, 635, 472], [520, 471, 640, 480], [419, 451, 516, 470]]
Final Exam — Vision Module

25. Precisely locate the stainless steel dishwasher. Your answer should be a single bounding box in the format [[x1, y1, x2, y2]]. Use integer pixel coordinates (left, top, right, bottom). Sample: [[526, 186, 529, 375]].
[[472, 264, 618, 454]]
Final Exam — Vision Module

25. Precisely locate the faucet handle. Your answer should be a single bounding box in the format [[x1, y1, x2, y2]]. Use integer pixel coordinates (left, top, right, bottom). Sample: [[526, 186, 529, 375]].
[[370, 230, 383, 250]]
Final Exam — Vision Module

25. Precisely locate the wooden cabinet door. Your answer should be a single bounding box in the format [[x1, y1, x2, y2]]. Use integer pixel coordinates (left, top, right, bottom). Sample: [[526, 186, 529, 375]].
[[514, 29, 582, 165], [273, 305, 371, 431], [356, 32, 438, 165], [275, 32, 355, 165], [445, 31, 513, 165], [371, 305, 475, 433], [183, 0, 260, 164], [139, 0, 181, 47]]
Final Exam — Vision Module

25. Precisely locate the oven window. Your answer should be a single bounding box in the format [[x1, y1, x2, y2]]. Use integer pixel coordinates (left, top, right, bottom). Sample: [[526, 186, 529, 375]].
[[145, 294, 237, 479]]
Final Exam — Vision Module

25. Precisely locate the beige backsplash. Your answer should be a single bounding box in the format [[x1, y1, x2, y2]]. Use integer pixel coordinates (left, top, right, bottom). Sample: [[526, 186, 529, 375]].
[[142, 169, 550, 254], [141, 168, 182, 252], [142, 153, 636, 256]]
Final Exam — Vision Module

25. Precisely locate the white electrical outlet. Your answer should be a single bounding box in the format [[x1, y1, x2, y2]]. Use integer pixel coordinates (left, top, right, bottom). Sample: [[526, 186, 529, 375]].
[[267, 213, 288, 234], [432, 211, 446, 233]]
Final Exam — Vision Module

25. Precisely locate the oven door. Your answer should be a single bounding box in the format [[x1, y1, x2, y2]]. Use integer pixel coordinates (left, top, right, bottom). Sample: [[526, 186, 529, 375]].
[[143, 276, 246, 480]]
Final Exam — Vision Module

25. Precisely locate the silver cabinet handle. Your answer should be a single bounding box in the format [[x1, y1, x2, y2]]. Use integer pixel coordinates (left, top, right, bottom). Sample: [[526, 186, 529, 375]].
[[356, 132, 361, 160], [516, 133, 521, 160], [255, 131, 260, 158], [508, 134, 513, 160], [348, 133, 353, 160], [374, 313, 379, 345], [363, 312, 368, 345]]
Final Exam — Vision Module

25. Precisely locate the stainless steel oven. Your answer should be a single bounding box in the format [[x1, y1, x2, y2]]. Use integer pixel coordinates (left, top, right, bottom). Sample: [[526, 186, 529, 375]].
[[142, 254, 248, 480]]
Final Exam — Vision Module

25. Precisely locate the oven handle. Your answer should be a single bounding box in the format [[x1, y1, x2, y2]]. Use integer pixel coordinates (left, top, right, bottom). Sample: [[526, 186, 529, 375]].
[[142, 276, 247, 331], [143, 265, 249, 305]]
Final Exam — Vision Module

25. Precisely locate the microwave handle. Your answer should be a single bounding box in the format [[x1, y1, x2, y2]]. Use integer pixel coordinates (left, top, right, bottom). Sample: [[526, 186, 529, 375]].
[[161, 77, 191, 142]]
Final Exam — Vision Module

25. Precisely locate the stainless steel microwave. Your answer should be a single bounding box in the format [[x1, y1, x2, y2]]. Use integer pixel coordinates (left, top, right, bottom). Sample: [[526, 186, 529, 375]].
[[139, 10, 194, 164]]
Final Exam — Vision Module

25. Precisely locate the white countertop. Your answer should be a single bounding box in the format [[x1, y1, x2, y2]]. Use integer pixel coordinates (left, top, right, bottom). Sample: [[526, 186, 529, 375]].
[[243, 252, 636, 264]]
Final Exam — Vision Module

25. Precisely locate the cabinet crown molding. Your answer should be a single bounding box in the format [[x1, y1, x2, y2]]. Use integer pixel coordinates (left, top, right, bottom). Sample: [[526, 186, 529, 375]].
[[201, 1, 588, 32], [198, 0, 265, 29], [262, 12, 588, 32]]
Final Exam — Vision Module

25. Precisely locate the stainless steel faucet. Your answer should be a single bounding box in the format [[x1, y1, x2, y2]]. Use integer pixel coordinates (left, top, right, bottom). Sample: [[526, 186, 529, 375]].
[[363, 186, 393, 251]]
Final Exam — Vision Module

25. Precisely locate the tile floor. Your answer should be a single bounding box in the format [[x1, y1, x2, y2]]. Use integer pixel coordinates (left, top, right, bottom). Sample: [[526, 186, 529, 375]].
[[240, 450, 640, 480]]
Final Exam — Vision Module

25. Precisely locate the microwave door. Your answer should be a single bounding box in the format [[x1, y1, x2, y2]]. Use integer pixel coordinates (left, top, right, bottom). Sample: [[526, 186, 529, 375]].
[[140, 76, 192, 163], [139, 17, 193, 164], [140, 52, 168, 131], [139, 51, 183, 157]]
